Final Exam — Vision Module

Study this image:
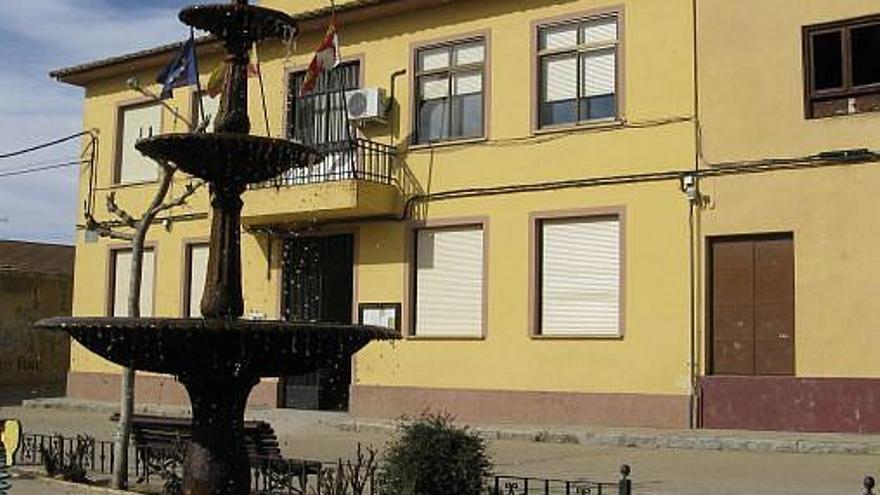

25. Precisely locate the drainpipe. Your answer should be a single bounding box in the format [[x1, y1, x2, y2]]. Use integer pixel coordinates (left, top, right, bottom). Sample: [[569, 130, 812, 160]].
[[388, 69, 407, 147], [689, 0, 701, 431]]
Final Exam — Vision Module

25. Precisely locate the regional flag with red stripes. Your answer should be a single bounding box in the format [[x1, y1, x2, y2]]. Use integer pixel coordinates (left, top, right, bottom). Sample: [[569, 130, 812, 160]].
[[300, 20, 340, 95]]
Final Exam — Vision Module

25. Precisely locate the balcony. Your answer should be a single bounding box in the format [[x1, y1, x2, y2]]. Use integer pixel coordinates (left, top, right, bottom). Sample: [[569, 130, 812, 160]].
[[242, 138, 402, 225]]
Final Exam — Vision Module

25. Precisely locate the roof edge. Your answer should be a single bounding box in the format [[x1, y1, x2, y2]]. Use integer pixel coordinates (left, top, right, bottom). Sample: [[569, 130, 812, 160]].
[[51, 0, 432, 87]]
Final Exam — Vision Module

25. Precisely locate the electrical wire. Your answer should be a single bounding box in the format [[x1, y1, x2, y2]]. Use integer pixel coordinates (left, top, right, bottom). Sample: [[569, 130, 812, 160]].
[[0, 160, 85, 179], [0, 131, 93, 160], [0, 156, 85, 171]]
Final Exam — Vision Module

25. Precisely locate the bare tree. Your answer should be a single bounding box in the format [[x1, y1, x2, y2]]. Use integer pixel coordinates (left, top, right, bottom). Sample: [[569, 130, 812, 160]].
[[85, 159, 203, 489]]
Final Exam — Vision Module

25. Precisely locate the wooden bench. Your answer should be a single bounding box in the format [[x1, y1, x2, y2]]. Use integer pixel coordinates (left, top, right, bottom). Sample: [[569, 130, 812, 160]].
[[110, 413, 322, 482]]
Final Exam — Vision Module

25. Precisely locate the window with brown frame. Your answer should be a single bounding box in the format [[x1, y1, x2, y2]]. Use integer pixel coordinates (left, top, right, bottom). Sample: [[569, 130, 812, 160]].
[[536, 215, 622, 337], [537, 14, 619, 129], [109, 248, 155, 317], [414, 38, 486, 144], [116, 102, 161, 184], [804, 15, 880, 118], [184, 243, 209, 317]]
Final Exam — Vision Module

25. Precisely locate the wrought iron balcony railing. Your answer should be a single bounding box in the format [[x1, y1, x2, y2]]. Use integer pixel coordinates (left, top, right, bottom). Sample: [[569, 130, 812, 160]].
[[251, 138, 396, 189]]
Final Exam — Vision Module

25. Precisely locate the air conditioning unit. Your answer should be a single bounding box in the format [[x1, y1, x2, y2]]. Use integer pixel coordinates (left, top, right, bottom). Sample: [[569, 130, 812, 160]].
[[346, 88, 388, 124]]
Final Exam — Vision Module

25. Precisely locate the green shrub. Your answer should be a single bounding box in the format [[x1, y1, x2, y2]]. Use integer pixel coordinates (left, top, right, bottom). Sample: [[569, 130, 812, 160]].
[[381, 413, 492, 495]]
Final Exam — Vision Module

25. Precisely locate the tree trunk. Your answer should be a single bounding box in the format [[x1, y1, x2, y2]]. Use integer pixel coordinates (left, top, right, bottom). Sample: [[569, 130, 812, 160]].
[[111, 224, 149, 489]]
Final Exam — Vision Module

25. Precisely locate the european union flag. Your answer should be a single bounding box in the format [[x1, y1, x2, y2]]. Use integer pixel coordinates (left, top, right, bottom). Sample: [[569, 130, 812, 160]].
[[156, 35, 198, 99]]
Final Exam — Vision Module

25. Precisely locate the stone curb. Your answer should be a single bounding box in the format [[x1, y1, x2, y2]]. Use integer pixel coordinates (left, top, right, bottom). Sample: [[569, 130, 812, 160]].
[[23, 398, 880, 457], [22, 398, 194, 417], [343, 420, 880, 456]]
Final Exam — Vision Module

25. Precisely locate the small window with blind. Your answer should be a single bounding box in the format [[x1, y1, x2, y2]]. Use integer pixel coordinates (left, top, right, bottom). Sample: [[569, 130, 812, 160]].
[[116, 102, 162, 184], [537, 13, 620, 129], [415, 37, 486, 144], [536, 215, 622, 337], [804, 15, 880, 118], [413, 225, 485, 338], [185, 243, 209, 317], [110, 248, 155, 317]]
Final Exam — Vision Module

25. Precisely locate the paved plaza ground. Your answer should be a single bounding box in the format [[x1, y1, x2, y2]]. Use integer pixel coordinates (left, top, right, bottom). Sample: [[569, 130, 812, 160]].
[[3, 403, 879, 494]]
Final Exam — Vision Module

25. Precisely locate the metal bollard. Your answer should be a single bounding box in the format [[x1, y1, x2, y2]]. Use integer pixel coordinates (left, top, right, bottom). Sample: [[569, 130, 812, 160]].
[[864, 476, 876, 495], [619, 464, 632, 495]]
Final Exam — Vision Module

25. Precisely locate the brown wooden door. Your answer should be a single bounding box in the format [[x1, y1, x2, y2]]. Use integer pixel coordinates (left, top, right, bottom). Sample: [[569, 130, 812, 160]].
[[710, 235, 794, 375]]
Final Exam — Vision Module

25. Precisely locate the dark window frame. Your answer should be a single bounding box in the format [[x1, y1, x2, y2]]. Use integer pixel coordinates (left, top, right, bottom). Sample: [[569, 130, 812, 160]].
[[413, 36, 487, 145], [803, 14, 880, 118], [287, 61, 361, 147], [536, 13, 620, 129]]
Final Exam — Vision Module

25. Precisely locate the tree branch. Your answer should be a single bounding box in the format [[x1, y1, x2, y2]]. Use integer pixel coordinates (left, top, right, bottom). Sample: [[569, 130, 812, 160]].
[[105, 192, 137, 228], [151, 180, 205, 216], [84, 214, 134, 241]]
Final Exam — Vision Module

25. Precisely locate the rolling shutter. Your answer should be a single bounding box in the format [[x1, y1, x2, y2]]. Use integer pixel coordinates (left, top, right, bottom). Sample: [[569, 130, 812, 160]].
[[540, 217, 620, 336], [112, 249, 155, 317], [582, 48, 616, 97], [188, 244, 209, 317], [415, 226, 484, 337], [543, 55, 578, 102]]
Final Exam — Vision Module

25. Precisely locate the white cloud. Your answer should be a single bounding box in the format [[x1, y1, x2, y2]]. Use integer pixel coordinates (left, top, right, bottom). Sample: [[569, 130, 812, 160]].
[[0, 0, 195, 243]]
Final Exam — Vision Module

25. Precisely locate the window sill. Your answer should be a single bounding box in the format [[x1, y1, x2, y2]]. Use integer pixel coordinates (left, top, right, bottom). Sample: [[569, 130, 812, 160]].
[[533, 118, 623, 136], [807, 91, 880, 119], [530, 332, 623, 341], [407, 136, 488, 152], [404, 334, 486, 341]]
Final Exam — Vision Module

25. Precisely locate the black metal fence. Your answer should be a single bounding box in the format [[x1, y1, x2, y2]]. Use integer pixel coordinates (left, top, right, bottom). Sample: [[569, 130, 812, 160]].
[[251, 138, 396, 188], [17, 432, 632, 495], [15, 433, 116, 475]]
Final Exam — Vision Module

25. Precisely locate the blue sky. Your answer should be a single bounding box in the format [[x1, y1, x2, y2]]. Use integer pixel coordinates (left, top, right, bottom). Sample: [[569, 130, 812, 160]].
[[0, 0, 211, 244]]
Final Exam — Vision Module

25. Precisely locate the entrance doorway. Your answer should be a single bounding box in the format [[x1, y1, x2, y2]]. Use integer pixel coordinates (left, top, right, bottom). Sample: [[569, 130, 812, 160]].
[[281, 233, 354, 411], [708, 234, 795, 375]]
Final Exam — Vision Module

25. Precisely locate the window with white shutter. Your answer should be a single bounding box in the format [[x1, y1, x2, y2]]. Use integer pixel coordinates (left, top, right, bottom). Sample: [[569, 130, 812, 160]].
[[111, 248, 155, 317], [117, 103, 161, 184], [186, 244, 209, 317], [413, 225, 484, 337], [538, 216, 621, 337], [538, 14, 619, 128], [415, 38, 486, 144]]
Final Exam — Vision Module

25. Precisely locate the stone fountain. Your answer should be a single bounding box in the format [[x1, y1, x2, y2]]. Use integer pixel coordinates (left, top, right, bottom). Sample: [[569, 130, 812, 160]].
[[36, 1, 399, 493]]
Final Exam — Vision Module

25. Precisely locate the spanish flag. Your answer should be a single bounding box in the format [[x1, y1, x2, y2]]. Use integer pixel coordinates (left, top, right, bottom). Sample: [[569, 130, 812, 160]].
[[300, 19, 340, 95], [205, 62, 229, 99], [205, 45, 261, 99]]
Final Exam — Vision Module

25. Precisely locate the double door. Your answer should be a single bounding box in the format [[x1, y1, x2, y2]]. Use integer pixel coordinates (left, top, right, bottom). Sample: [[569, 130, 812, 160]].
[[281, 234, 354, 410], [710, 235, 795, 376]]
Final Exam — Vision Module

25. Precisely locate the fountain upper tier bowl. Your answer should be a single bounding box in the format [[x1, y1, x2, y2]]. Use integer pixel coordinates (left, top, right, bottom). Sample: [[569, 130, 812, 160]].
[[179, 3, 298, 43], [135, 133, 322, 186], [36, 317, 398, 377]]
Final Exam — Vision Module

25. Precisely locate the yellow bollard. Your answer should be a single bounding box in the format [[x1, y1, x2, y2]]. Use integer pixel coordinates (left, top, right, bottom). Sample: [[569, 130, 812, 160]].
[[0, 420, 21, 467]]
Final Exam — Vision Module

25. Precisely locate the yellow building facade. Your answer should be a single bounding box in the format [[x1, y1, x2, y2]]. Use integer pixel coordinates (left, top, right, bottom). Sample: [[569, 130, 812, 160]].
[[52, 0, 880, 432]]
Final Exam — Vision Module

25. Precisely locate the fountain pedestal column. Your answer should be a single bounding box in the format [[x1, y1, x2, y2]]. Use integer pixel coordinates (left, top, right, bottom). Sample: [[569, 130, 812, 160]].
[[201, 184, 247, 319], [179, 372, 259, 495]]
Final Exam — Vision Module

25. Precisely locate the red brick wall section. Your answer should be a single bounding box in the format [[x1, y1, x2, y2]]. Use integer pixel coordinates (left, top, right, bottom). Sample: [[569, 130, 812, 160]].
[[700, 376, 880, 433], [351, 385, 690, 428]]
